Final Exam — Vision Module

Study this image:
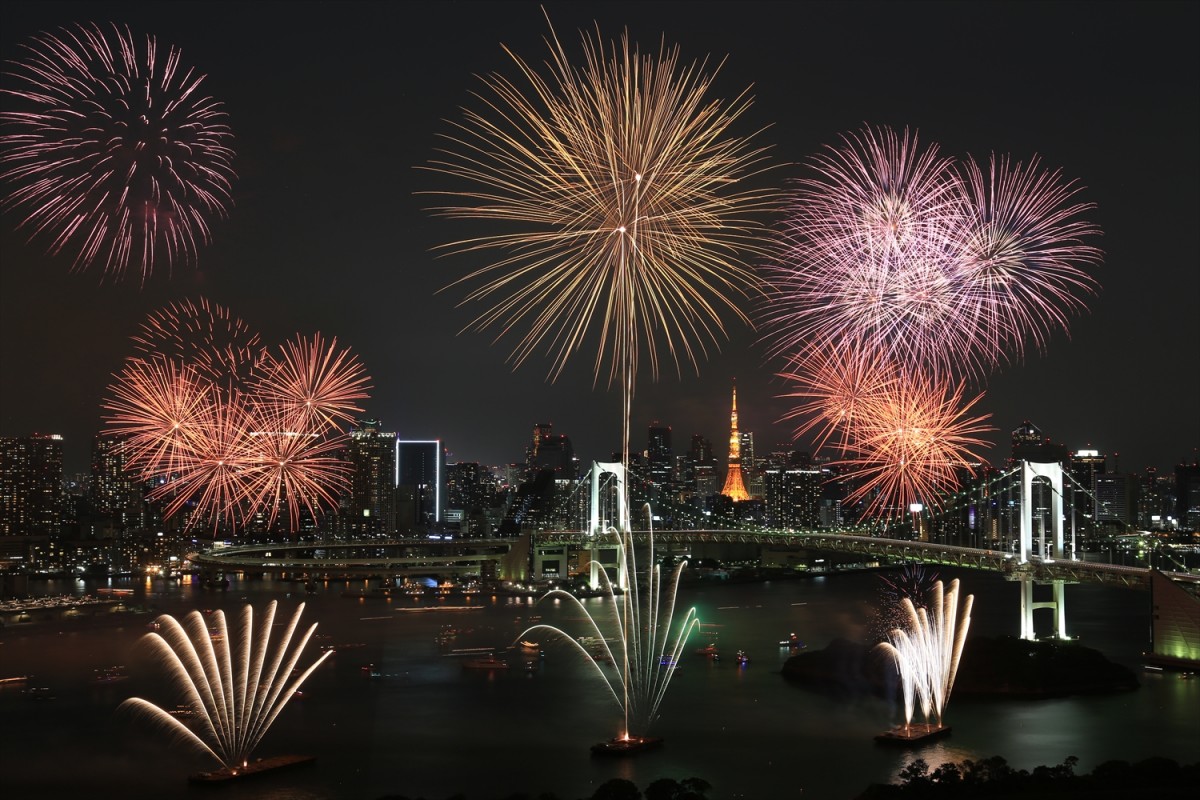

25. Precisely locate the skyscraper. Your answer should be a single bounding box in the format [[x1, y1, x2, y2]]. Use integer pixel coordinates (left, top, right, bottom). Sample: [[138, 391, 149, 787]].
[[342, 419, 397, 537], [647, 421, 673, 490], [721, 381, 750, 502], [396, 440, 445, 529], [0, 434, 65, 571]]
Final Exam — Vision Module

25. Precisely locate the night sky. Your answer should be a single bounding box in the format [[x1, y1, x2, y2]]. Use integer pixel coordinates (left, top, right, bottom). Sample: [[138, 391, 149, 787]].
[[2, 1, 1197, 478]]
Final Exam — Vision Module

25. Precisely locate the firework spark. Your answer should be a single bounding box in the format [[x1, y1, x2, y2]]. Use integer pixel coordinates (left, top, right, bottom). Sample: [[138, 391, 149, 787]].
[[132, 297, 263, 387], [956, 153, 1102, 362], [777, 350, 894, 455], [763, 125, 1101, 380], [517, 504, 699, 739], [253, 333, 371, 435], [120, 602, 331, 769], [837, 371, 994, 519], [0, 22, 235, 281], [877, 579, 974, 729], [103, 306, 368, 533]]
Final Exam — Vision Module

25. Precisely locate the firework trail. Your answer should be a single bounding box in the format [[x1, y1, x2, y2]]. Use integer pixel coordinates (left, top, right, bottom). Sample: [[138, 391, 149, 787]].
[[0, 22, 235, 281], [132, 298, 263, 388], [120, 602, 331, 769], [426, 14, 777, 483]]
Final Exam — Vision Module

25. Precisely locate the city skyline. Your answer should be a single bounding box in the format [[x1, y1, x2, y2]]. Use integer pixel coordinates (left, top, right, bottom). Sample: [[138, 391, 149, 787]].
[[2, 1, 1197, 478]]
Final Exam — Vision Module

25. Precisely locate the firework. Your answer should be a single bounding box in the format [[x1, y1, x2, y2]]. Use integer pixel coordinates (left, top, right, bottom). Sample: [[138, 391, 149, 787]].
[[425, 17, 776, 389], [102, 356, 214, 478], [763, 125, 1102, 380], [239, 426, 353, 532], [763, 126, 986, 377], [517, 502, 699, 739], [777, 350, 894, 455], [955, 153, 1102, 362], [252, 333, 371, 434], [103, 305, 368, 533], [120, 602, 331, 769], [877, 579, 973, 729], [838, 371, 994, 519], [132, 297, 263, 387], [0, 22, 235, 281]]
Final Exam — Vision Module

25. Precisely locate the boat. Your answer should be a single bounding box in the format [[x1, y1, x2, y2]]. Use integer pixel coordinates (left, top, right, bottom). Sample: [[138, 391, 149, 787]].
[[91, 666, 129, 685], [462, 657, 510, 670], [736, 650, 750, 665], [519, 640, 540, 651], [874, 723, 952, 746], [188, 754, 316, 784], [590, 735, 664, 756], [695, 643, 718, 656], [778, 632, 806, 649]]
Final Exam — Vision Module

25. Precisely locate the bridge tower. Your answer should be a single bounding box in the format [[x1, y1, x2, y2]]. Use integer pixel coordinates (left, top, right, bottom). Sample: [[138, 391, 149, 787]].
[[1017, 460, 1070, 640], [588, 461, 629, 590]]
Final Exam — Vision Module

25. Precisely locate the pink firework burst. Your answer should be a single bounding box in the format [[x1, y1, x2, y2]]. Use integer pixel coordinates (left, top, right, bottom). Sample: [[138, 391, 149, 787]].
[[763, 126, 988, 376], [146, 390, 257, 531], [239, 425, 352, 532], [778, 350, 894, 455], [0, 22, 235, 281], [101, 356, 213, 479], [131, 297, 264, 388], [955, 153, 1102, 362], [253, 334, 372, 434], [838, 371, 994, 520]]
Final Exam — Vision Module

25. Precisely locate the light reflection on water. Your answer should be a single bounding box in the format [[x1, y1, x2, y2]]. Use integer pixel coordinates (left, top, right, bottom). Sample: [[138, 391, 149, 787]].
[[0, 570, 1196, 799]]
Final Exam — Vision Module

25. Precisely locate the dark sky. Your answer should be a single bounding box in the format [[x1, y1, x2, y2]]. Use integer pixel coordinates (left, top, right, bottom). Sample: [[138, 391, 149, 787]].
[[2, 1, 1197, 477]]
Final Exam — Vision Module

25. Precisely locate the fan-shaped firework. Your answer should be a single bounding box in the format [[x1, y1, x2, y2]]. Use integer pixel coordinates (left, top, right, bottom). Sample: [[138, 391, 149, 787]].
[[517, 504, 699, 739], [839, 371, 994, 519], [132, 298, 263, 387], [0, 22, 235, 281], [425, 17, 776, 388], [253, 333, 371, 434], [102, 305, 368, 533], [956, 153, 1102, 361], [120, 602, 331, 769], [877, 579, 973, 730]]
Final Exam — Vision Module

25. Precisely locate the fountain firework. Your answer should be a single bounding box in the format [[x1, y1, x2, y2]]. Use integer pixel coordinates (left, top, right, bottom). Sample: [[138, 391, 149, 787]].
[[119, 601, 331, 769], [877, 579, 973, 731], [518, 504, 700, 742]]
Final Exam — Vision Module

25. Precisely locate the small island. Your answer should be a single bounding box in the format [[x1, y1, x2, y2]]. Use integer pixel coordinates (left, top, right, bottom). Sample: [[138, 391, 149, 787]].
[[782, 635, 1139, 699]]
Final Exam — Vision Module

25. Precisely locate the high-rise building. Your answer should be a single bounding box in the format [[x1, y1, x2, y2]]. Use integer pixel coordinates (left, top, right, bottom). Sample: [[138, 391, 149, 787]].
[[720, 381, 750, 502], [89, 434, 142, 525], [0, 434, 64, 538], [525, 423, 578, 480], [1094, 472, 1138, 528], [740, 431, 761, 498], [763, 467, 821, 529], [1174, 461, 1200, 530], [646, 422, 673, 489], [1068, 449, 1106, 543], [0, 434, 65, 570], [396, 440, 445, 529], [342, 419, 397, 537]]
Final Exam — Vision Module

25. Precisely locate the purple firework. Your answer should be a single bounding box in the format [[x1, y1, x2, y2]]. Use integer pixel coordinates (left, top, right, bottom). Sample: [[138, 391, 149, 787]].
[[0, 22, 235, 281]]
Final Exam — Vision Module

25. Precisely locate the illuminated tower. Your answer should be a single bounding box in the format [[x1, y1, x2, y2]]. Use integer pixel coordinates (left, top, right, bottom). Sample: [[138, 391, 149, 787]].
[[721, 382, 750, 501]]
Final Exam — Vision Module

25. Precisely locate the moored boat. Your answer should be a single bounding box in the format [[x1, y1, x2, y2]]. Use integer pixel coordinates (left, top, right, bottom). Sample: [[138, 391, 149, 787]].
[[188, 754, 316, 783], [590, 735, 664, 756]]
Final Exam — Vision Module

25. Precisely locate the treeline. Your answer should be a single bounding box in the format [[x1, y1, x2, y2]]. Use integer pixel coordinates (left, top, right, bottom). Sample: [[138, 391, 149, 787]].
[[857, 755, 1200, 798], [379, 776, 710, 800]]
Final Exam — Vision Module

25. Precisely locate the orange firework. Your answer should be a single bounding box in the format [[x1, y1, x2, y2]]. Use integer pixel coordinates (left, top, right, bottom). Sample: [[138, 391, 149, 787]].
[[253, 333, 371, 435], [837, 371, 994, 520]]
